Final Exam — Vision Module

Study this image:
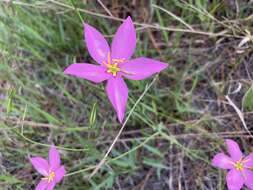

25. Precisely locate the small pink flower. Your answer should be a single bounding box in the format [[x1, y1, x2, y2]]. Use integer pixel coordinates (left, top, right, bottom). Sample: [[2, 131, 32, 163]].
[[64, 16, 168, 123], [30, 145, 65, 190], [212, 139, 253, 190]]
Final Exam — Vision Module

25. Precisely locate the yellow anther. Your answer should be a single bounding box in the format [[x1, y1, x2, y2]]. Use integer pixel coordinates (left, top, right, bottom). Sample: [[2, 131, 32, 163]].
[[47, 171, 55, 183]]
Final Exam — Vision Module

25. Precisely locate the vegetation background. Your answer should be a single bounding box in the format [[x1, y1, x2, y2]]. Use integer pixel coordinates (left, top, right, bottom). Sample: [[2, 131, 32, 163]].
[[1, 0, 253, 189]]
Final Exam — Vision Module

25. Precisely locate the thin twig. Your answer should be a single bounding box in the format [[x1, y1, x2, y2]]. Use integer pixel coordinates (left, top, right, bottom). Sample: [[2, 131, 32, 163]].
[[97, 0, 113, 17], [152, 4, 194, 31], [225, 95, 253, 137]]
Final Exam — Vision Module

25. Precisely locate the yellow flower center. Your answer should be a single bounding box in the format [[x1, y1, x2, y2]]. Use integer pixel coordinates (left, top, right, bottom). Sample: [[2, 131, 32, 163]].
[[102, 52, 124, 77], [107, 63, 120, 76], [47, 171, 55, 183], [235, 161, 244, 171]]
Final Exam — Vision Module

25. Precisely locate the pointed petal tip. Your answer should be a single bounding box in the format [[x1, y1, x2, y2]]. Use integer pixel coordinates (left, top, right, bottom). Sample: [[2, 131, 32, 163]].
[[126, 16, 133, 22], [84, 23, 91, 29], [63, 67, 70, 75], [118, 115, 124, 124], [125, 16, 134, 26], [49, 144, 57, 151], [225, 139, 235, 144], [62, 165, 66, 174], [160, 62, 169, 70], [84, 23, 96, 34]]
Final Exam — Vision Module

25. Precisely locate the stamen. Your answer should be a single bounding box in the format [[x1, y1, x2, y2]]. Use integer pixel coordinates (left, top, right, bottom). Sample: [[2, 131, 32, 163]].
[[112, 58, 125, 63], [242, 159, 250, 163], [103, 52, 123, 77], [107, 52, 111, 65], [102, 60, 107, 66], [47, 171, 55, 183]]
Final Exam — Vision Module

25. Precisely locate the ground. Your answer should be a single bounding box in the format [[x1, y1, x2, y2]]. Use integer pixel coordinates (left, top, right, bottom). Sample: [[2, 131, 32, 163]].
[[1, 0, 253, 189]]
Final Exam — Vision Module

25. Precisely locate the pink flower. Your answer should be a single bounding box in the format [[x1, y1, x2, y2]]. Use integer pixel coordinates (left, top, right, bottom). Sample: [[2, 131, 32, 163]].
[[30, 145, 66, 190], [212, 139, 253, 190], [64, 16, 168, 123]]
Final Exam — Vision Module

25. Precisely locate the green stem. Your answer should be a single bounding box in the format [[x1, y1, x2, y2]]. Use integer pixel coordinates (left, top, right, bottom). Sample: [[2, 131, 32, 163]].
[[68, 0, 84, 23]]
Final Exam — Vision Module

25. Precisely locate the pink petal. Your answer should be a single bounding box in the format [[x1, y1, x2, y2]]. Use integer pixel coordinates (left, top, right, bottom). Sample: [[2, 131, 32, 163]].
[[211, 153, 234, 169], [243, 169, 253, 189], [84, 23, 110, 64], [35, 180, 48, 190], [64, 63, 110, 83], [226, 139, 243, 161], [244, 153, 253, 168], [226, 169, 244, 190], [120, 57, 168, 80], [111, 16, 136, 60], [54, 166, 65, 183], [49, 145, 60, 171], [30, 157, 49, 176], [46, 181, 56, 190], [106, 77, 128, 123]]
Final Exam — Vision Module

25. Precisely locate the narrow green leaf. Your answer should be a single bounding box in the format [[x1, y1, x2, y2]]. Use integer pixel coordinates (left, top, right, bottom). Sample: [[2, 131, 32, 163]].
[[6, 88, 15, 114], [89, 102, 97, 127], [242, 86, 253, 111]]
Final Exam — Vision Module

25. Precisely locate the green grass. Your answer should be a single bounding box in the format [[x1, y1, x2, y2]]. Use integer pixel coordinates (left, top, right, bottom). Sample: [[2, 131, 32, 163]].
[[1, 0, 253, 189]]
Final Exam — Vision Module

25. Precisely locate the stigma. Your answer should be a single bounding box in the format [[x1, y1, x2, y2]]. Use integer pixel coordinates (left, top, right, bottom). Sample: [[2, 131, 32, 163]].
[[235, 160, 244, 171], [102, 52, 125, 77]]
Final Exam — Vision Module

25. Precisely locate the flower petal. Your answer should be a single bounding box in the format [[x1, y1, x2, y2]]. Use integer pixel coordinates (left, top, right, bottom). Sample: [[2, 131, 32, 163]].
[[226, 169, 244, 190], [244, 153, 253, 168], [226, 139, 243, 161], [49, 145, 60, 171], [30, 157, 49, 176], [120, 57, 168, 80], [211, 153, 234, 169], [243, 169, 253, 189], [54, 166, 65, 183], [64, 63, 110, 83], [111, 16, 136, 60], [47, 181, 56, 190], [84, 23, 110, 64], [106, 77, 128, 123], [35, 179, 48, 190]]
